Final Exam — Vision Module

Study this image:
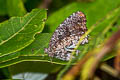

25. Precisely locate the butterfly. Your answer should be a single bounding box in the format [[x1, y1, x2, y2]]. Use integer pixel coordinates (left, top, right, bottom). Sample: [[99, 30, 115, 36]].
[[44, 11, 88, 61]]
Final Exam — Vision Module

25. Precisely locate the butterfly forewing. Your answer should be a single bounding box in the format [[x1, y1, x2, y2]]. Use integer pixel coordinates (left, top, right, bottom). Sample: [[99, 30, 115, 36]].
[[45, 11, 88, 61]]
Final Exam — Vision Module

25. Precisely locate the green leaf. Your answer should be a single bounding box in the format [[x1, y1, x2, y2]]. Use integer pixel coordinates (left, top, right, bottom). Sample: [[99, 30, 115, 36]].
[[0, 9, 47, 57], [56, 7, 120, 80], [80, 8, 120, 80], [0, 0, 7, 16], [0, 1, 120, 68], [0, 7, 119, 67], [77, 6, 120, 61], [0, 0, 26, 17], [0, 33, 68, 68], [45, 0, 120, 32], [7, 0, 27, 17]]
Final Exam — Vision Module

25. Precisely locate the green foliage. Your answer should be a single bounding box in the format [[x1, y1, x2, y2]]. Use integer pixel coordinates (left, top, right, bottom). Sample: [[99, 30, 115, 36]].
[[0, 0, 120, 80], [7, 0, 26, 17], [45, 0, 120, 32], [0, 0, 7, 16], [0, 33, 68, 68], [0, 0, 119, 68], [0, 9, 47, 57], [56, 6, 120, 80], [0, 0, 26, 16]]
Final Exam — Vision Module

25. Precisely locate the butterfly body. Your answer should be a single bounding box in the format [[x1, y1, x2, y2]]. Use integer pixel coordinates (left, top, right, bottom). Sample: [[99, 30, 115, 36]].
[[45, 11, 88, 61]]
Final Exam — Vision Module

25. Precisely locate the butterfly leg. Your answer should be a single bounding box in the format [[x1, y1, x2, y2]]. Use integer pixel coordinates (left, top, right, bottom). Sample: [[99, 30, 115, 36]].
[[65, 44, 80, 56]]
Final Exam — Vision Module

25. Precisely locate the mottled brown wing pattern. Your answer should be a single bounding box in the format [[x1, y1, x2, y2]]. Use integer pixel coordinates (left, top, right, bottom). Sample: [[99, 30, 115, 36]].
[[44, 11, 88, 61]]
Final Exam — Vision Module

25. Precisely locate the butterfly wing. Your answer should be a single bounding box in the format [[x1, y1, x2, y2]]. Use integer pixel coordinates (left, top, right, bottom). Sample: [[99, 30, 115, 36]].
[[45, 11, 88, 60]]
